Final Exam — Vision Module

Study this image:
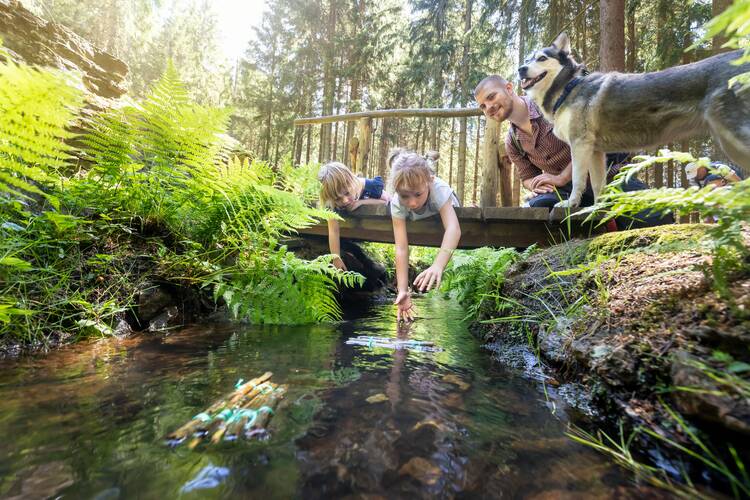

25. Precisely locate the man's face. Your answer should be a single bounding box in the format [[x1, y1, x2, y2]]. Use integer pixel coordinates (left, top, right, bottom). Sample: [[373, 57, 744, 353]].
[[476, 82, 514, 123]]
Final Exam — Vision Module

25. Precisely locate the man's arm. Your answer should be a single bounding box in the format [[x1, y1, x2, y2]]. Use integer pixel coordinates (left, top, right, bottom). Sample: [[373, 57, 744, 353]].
[[529, 162, 572, 189], [506, 133, 541, 182]]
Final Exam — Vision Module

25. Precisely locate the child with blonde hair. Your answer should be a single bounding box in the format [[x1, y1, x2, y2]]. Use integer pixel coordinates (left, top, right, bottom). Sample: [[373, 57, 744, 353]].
[[389, 149, 461, 322], [318, 162, 390, 270]]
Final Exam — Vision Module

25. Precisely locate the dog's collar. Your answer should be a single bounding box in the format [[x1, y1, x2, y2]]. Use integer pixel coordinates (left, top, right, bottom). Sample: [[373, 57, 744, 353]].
[[553, 76, 584, 114]]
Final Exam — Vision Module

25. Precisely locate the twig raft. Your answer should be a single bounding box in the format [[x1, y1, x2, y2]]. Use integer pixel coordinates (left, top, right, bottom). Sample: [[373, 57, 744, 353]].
[[165, 372, 286, 447], [345, 336, 443, 352]]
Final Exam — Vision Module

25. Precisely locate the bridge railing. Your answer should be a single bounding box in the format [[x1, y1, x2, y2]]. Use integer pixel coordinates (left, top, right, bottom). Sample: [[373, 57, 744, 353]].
[[292, 108, 519, 208]]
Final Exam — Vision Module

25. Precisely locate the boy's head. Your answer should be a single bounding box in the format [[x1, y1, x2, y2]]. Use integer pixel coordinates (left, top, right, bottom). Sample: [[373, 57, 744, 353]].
[[318, 162, 360, 209], [389, 149, 438, 210], [474, 75, 516, 123]]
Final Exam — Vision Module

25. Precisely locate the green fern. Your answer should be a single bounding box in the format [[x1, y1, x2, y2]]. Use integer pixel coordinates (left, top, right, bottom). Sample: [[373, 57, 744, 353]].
[[0, 57, 83, 207], [443, 247, 520, 320], [585, 150, 750, 300]]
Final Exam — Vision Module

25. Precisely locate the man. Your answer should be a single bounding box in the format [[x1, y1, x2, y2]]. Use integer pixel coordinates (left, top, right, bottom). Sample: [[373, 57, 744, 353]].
[[474, 74, 673, 228], [686, 161, 743, 189], [474, 74, 593, 208]]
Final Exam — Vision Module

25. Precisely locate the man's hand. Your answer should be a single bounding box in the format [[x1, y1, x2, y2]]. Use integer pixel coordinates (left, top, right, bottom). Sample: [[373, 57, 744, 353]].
[[530, 173, 567, 189], [531, 183, 556, 194], [394, 290, 415, 322], [413, 265, 443, 292]]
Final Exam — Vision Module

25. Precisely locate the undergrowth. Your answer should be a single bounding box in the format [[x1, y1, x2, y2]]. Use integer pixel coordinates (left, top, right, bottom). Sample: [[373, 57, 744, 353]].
[[1, 56, 361, 346]]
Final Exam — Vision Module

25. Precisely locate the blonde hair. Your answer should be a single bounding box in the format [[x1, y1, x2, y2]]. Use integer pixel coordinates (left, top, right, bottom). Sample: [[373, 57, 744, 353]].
[[317, 162, 360, 208], [389, 149, 439, 193]]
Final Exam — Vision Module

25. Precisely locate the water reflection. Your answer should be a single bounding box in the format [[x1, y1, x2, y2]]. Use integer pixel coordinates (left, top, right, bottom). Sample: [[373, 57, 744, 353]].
[[0, 297, 640, 498]]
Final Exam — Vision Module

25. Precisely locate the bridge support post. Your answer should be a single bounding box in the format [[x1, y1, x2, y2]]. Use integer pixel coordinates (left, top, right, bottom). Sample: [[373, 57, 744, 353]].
[[498, 137, 513, 207], [480, 118, 500, 207]]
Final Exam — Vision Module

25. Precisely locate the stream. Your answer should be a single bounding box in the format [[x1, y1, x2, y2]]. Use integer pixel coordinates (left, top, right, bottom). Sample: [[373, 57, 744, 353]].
[[0, 296, 641, 498]]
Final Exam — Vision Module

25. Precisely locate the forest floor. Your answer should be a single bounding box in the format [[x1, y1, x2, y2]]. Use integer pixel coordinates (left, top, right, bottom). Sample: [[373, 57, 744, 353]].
[[475, 223, 750, 494]]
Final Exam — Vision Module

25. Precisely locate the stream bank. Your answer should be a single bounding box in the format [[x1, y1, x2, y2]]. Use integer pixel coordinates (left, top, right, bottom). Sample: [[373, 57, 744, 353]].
[[473, 224, 750, 494]]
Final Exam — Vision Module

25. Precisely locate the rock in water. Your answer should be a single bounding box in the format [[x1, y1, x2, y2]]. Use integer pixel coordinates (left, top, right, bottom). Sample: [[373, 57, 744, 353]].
[[366, 393, 389, 404], [398, 457, 441, 486]]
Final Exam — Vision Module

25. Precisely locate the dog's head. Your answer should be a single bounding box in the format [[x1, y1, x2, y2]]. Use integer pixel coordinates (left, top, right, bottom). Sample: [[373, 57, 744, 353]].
[[518, 32, 575, 100]]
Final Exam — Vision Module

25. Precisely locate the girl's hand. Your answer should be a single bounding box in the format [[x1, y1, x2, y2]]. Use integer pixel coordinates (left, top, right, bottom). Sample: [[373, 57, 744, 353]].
[[333, 256, 348, 271], [413, 265, 443, 292], [394, 291, 415, 322]]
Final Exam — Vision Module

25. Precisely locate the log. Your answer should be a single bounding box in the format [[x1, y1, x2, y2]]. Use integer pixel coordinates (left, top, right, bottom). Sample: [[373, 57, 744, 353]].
[[294, 107, 483, 126]]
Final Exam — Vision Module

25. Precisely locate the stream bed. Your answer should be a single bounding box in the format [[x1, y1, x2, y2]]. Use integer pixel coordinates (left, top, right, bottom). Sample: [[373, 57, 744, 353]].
[[0, 297, 644, 498]]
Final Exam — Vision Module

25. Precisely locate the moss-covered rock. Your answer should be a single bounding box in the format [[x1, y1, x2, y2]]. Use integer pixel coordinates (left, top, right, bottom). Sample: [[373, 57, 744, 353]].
[[477, 223, 750, 493]]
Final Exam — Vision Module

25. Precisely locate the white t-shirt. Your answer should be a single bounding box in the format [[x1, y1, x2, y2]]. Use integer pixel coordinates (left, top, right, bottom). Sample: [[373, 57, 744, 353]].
[[390, 177, 459, 220]]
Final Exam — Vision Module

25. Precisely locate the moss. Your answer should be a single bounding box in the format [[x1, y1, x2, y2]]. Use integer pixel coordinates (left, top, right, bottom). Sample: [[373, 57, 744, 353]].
[[581, 224, 712, 263]]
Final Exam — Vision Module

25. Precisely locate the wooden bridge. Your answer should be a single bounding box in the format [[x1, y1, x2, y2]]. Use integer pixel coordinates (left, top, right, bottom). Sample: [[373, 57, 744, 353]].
[[292, 107, 607, 248], [297, 205, 603, 249]]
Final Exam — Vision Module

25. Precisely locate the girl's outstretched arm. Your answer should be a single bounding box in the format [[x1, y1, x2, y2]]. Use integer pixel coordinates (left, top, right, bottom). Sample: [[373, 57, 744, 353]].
[[413, 202, 461, 292], [327, 218, 347, 271], [392, 216, 414, 322]]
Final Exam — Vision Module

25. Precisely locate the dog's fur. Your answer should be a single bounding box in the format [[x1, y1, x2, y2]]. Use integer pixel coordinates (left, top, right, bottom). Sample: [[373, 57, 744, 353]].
[[519, 32, 750, 207]]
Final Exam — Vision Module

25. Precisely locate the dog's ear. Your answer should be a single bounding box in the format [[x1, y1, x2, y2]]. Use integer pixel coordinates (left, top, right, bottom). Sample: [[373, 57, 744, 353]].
[[552, 32, 571, 55]]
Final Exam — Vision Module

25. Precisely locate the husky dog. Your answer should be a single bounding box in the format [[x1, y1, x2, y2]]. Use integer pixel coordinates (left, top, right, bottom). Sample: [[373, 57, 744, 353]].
[[518, 32, 750, 208]]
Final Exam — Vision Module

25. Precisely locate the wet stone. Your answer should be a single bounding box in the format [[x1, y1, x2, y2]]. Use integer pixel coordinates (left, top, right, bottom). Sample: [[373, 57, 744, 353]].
[[366, 393, 389, 404], [398, 457, 442, 486], [148, 305, 180, 332], [442, 374, 471, 391]]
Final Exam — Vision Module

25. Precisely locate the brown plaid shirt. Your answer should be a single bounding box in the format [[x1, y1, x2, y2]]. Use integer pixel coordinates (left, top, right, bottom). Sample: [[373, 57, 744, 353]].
[[505, 96, 572, 181]]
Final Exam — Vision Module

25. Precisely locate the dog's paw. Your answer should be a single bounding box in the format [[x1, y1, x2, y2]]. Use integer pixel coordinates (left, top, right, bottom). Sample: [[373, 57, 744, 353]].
[[554, 199, 580, 209]]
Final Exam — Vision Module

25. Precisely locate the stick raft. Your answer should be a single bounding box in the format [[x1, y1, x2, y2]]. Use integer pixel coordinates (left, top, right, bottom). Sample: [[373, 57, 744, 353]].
[[345, 336, 443, 352], [166, 371, 287, 448]]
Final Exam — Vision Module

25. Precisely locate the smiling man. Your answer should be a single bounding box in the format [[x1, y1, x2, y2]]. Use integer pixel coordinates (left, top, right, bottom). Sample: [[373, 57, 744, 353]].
[[474, 74, 594, 208]]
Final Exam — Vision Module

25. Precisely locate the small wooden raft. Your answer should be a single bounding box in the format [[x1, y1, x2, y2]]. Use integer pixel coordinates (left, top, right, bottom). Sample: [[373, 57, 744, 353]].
[[345, 336, 443, 352], [166, 372, 287, 448]]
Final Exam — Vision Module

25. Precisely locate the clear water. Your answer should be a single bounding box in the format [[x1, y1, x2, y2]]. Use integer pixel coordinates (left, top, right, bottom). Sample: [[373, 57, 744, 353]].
[[0, 297, 637, 499]]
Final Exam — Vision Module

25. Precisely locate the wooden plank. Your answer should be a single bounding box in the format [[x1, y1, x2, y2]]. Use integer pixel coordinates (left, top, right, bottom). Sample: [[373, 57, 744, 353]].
[[294, 107, 483, 126], [297, 207, 603, 249], [482, 207, 550, 221]]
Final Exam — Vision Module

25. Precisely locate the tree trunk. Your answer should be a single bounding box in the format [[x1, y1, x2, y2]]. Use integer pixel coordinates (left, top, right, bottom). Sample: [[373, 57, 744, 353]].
[[378, 118, 390, 178], [457, 117, 468, 204], [319, 0, 338, 162], [448, 118, 456, 185], [473, 118, 481, 204], [305, 125, 312, 164], [356, 117, 372, 175], [712, 0, 732, 53], [626, 0, 637, 71], [599, 0, 625, 72], [518, 0, 529, 94]]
